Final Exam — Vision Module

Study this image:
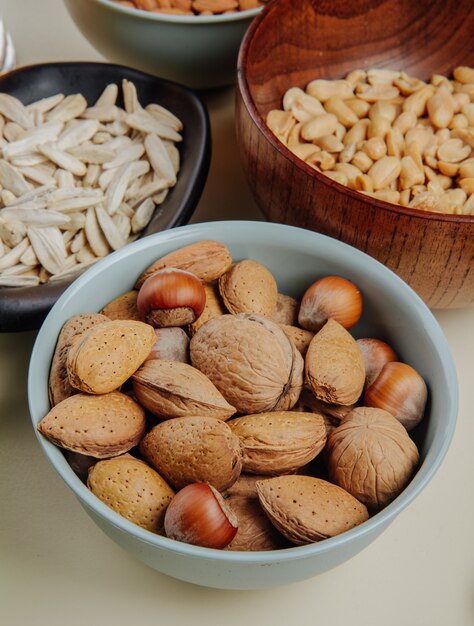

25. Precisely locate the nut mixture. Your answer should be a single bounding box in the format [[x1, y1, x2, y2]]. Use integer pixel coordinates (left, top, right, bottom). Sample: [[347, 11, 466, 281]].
[[112, 0, 268, 16], [266, 66, 474, 215], [38, 239, 425, 550], [0, 80, 182, 287]]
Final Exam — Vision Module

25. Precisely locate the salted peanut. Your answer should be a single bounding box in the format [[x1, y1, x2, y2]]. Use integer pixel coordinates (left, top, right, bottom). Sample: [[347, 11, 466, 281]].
[[334, 162, 363, 188], [458, 161, 474, 179], [328, 407, 419, 510], [386, 127, 405, 158], [88, 454, 174, 533], [192, 0, 238, 10], [305, 318, 365, 406], [399, 188, 411, 206], [307, 150, 336, 171], [367, 118, 391, 141], [288, 91, 326, 123], [399, 156, 425, 190], [301, 114, 338, 142], [451, 128, 474, 149], [342, 118, 369, 146], [266, 110, 295, 144], [191, 313, 304, 414], [136, 240, 232, 288], [271, 293, 298, 325], [361, 137, 387, 160], [437, 138, 471, 163], [392, 110, 417, 135], [458, 178, 474, 196], [354, 174, 373, 192], [67, 319, 156, 394], [219, 259, 278, 317], [324, 170, 348, 185], [345, 97, 371, 118], [462, 103, 474, 125], [256, 475, 368, 545], [287, 122, 304, 148], [229, 411, 326, 475], [463, 194, 474, 215], [338, 141, 356, 163], [306, 79, 354, 102], [132, 359, 236, 420], [290, 143, 319, 160], [323, 96, 358, 128], [368, 101, 398, 123], [136, 0, 158, 9], [345, 69, 367, 84], [48, 313, 109, 406], [351, 150, 373, 173], [450, 113, 469, 129], [139, 416, 242, 491], [394, 74, 425, 95], [367, 68, 400, 84], [453, 66, 474, 85], [368, 156, 401, 190], [402, 85, 435, 117], [427, 86, 455, 128], [315, 134, 344, 152], [279, 324, 314, 356], [38, 391, 145, 458], [367, 190, 401, 203], [356, 83, 400, 102]]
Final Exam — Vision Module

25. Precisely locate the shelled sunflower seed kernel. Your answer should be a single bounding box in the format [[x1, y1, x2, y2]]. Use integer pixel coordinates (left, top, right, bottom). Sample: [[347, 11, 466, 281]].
[[0, 80, 182, 287], [266, 66, 474, 216]]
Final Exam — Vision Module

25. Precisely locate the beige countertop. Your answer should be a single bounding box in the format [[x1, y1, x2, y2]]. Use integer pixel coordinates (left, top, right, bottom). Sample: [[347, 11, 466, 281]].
[[0, 2, 473, 625]]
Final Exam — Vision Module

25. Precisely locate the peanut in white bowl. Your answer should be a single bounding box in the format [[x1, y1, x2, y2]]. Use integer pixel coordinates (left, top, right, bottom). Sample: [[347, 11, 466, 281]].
[[28, 220, 457, 589], [64, 0, 264, 89]]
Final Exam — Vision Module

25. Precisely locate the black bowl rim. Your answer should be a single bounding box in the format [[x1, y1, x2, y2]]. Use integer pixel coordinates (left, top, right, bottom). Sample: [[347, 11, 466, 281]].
[[237, 0, 474, 225], [0, 61, 211, 332]]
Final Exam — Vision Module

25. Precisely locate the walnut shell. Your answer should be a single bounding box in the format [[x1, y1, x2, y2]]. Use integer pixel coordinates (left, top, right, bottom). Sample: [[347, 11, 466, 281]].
[[48, 313, 109, 406], [139, 416, 242, 491], [135, 240, 232, 289], [218, 259, 278, 317], [305, 318, 365, 406], [228, 411, 327, 475], [38, 391, 146, 458], [327, 406, 420, 510], [67, 319, 156, 394], [256, 475, 369, 545], [190, 313, 304, 414], [88, 454, 174, 533], [132, 359, 236, 420]]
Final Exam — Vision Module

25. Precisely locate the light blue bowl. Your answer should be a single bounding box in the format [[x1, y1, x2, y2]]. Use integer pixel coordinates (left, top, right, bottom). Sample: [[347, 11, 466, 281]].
[[28, 221, 458, 589], [64, 0, 262, 89]]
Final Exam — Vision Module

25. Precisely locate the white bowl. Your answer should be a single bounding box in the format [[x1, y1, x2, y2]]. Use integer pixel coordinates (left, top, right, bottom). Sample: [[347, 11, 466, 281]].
[[28, 221, 458, 589], [64, 0, 262, 89]]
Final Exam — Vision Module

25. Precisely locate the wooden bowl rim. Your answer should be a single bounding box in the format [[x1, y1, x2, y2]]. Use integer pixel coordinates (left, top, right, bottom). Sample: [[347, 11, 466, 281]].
[[237, 0, 474, 225]]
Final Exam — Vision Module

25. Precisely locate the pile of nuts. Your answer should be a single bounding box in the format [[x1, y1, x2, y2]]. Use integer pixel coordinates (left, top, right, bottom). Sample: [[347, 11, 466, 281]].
[[38, 239, 425, 550], [266, 66, 474, 215], [0, 80, 182, 287], [113, 0, 268, 16]]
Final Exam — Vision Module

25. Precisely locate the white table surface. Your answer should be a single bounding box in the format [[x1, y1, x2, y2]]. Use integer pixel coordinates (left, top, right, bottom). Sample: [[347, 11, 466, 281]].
[[0, 2, 473, 625]]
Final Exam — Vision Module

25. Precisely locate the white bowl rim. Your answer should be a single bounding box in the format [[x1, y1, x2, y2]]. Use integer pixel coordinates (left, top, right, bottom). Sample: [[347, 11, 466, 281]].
[[28, 220, 458, 564], [90, 0, 262, 24]]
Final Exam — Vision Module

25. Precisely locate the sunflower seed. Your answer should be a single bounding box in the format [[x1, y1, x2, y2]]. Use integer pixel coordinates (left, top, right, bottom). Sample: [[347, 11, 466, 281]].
[[95, 205, 125, 250], [102, 141, 145, 170], [48, 258, 98, 282], [122, 79, 140, 114], [46, 94, 88, 123], [57, 119, 100, 150], [25, 93, 65, 114], [38, 142, 87, 176], [18, 165, 57, 187], [0, 159, 33, 196], [131, 197, 155, 234], [128, 178, 169, 208], [0, 237, 29, 270], [95, 83, 119, 107], [125, 110, 182, 142], [27, 226, 67, 275], [105, 162, 135, 215], [112, 212, 131, 240], [19, 244, 39, 266], [0, 274, 40, 287], [84, 206, 109, 257], [3, 122, 25, 142], [70, 229, 86, 253], [3, 120, 64, 159], [0, 93, 34, 129], [0, 207, 71, 227], [145, 103, 183, 132], [82, 105, 122, 122], [0, 219, 26, 246], [144, 133, 176, 183]]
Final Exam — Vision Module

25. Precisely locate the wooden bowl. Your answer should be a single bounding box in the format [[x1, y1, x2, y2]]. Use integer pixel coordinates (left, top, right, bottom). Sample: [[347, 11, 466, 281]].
[[236, 0, 474, 308]]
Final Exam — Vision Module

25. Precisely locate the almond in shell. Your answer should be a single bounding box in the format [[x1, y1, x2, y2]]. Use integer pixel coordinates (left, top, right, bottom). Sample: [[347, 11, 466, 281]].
[[48, 313, 109, 406], [190, 313, 304, 414], [279, 324, 314, 357], [38, 391, 146, 458], [271, 293, 299, 325], [218, 259, 278, 317], [228, 411, 327, 475], [188, 282, 226, 336], [87, 454, 175, 533], [100, 290, 143, 321], [135, 239, 232, 289], [256, 475, 369, 545], [67, 319, 156, 394], [132, 359, 236, 420], [305, 318, 365, 406], [139, 415, 242, 491]]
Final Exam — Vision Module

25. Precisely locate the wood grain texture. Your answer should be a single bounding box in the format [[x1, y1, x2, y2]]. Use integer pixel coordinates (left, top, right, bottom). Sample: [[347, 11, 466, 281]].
[[236, 0, 474, 308]]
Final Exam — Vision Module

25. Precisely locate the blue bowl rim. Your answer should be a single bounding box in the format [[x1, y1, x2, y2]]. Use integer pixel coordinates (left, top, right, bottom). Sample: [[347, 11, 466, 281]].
[[28, 220, 459, 564]]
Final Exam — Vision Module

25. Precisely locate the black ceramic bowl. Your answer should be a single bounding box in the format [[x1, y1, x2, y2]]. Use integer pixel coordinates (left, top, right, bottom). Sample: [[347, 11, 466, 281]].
[[0, 62, 210, 332]]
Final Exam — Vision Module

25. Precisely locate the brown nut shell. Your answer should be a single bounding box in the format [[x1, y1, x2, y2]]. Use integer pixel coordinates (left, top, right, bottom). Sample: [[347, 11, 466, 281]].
[[190, 313, 303, 414], [228, 411, 327, 475], [139, 416, 242, 491], [48, 313, 109, 406], [218, 259, 278, 317], [271, 293, 299, 326], [327, 406, 420, 510], [279, 324, 315, 357], [135, 240, 232, 289], [87, 454, 174, 533], [100, 290, 143, 321], [188, 282, 226, 336], [38, 391, 146, 458], [147, 327, 190, 363], [305, 318, 365, 406], [132, 359, 236, 420], [67, 319, 156, 394], [256, 475, 369, 545]]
